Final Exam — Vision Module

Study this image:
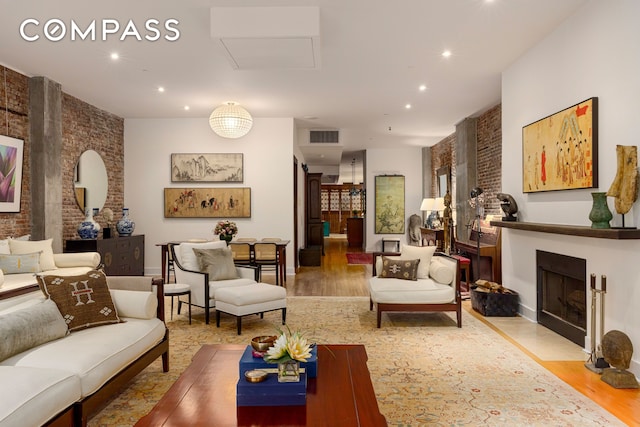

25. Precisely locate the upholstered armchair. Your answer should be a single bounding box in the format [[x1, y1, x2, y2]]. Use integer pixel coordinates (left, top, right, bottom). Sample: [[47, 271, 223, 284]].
[[170, 241, 258, 324]]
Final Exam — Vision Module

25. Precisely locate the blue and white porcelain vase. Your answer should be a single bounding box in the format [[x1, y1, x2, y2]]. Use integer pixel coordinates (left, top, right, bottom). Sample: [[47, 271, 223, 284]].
[[116, 208, 135, 236], [78, 208, 99, 239]]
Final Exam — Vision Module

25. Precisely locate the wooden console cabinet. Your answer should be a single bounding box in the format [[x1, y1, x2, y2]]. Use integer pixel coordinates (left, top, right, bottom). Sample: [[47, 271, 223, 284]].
[[347, 217, 364, 248], [65, 235, 145, 276]]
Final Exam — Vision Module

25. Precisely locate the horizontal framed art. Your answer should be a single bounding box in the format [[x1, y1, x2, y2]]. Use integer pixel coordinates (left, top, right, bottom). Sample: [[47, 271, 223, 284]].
[[171, 153, 243, 183], [164, 187, 251, 218], [522, 97, 598, 193], [0, 135, 24, 213]]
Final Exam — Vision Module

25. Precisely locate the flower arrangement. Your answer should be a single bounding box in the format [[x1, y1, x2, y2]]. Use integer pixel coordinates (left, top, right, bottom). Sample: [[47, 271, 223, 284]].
[[213, 220, 238, 238], [263, 327, 312, 364]]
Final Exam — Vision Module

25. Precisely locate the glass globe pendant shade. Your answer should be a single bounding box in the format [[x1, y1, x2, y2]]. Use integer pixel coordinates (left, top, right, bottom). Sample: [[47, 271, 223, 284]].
[[209, 102, 253, 139]]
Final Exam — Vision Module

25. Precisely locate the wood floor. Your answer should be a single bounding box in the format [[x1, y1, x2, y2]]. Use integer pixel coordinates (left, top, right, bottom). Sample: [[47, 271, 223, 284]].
[[279, 236, 639, 426]]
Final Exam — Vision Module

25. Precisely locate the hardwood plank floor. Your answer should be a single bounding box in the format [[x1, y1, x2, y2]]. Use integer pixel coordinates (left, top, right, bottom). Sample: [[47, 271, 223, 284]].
[[275, 236, 639, 426]]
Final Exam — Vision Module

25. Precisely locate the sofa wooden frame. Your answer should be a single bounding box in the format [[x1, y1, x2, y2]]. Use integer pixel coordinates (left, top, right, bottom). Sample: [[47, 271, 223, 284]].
[[369, 251, 462, 328], [0, 278, 170, 427]]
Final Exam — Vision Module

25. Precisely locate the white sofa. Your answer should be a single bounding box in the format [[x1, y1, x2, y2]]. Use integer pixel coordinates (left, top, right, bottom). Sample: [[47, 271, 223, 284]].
[[0, 275, 169, 427], [369, 245, 461, 328]]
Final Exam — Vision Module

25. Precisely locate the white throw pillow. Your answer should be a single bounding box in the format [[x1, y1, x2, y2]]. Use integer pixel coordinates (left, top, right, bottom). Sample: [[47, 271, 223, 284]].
[[179, 240, 226, 271], [0, 269, 4, 287], [399, 245, 436, 279], [109, 289, 157, 319], [429, 259, 454, 285], [9, 238, 56, 271], [0, 239, 9, 254]]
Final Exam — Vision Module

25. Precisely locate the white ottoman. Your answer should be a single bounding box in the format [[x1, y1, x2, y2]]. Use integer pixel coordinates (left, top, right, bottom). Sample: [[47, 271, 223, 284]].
[[215, 283, 287, 335]]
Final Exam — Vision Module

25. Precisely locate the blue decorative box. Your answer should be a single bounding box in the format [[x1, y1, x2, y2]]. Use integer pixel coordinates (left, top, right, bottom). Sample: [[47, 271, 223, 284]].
[[236, 372, 307, 406], [238, 345, 318, 378]]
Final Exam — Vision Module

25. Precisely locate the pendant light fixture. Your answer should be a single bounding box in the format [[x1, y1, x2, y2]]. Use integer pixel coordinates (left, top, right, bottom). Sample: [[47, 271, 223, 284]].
[[209, 102, 253, 139]]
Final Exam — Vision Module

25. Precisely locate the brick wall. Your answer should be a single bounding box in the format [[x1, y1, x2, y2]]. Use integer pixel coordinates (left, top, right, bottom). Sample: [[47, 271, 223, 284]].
[[61, 94, 124, 242], [0, 64, 124, 241], [0, 66, 31, 237], [476, 104, 502, 215], [430, 104, 502, 217]]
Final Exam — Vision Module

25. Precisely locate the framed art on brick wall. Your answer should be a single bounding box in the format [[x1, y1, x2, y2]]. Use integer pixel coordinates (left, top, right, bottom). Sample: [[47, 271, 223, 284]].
[[522, 97, 598, 193], [374, 175, 405, 234], [0, 135, 24, 213], [171, 153, 243, 183], [164, 187, 251, 218]]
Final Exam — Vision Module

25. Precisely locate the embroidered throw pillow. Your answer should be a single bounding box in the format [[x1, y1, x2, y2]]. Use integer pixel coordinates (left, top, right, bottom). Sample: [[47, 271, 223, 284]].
[[37, 269, 121, 332], [0, 252, 42, 274], [193, 247, 238, 281], [379, 257, 420, 281]]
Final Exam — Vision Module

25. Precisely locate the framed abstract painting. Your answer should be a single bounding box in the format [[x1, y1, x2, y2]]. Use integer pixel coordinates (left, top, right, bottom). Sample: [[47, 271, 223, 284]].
[[522, 97, 598, 193], [0, 135, 24, 212]]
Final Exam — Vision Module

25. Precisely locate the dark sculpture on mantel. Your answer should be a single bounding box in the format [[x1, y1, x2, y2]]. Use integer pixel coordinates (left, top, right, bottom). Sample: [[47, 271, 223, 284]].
[[496, 193, 518, 221]]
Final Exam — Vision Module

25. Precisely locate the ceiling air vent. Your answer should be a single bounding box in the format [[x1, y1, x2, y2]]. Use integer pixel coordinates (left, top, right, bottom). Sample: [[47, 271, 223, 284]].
[[309, 130, 339, 143]]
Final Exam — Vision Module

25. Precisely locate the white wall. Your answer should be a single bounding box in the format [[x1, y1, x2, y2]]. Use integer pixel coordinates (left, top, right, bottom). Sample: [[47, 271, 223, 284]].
[[365, 147, 424, 252], [123, 117, 296, 276], [502, 0, 640, 375]]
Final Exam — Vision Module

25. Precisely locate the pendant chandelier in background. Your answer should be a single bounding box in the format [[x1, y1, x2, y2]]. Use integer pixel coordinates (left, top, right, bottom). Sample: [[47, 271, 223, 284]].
[[209, 102, 253, 139]]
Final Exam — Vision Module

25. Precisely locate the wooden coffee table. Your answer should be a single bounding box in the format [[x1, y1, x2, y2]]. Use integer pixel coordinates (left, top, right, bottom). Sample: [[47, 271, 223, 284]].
[[135, 344, 387, 426]]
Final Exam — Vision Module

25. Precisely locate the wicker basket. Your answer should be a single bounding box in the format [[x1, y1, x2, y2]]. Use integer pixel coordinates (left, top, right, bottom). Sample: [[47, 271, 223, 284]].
[[471, 288, 519, 317]]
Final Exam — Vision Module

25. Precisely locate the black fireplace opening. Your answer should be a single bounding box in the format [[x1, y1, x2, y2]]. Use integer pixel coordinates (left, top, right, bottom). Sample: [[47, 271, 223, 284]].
[[536, 250, 586, 346]]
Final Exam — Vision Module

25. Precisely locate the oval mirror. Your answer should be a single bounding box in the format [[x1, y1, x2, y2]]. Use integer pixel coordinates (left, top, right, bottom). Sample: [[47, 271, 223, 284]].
[[74, 150, 108, 213]]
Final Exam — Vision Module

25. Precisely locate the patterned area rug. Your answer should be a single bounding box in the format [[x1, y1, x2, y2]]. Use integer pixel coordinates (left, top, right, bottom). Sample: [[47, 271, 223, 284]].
[[89, 297, 623, 426], [346, 252, 373, 265]]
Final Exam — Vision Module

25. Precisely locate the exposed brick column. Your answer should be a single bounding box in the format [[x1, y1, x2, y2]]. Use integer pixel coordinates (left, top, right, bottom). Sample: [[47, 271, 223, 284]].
[[29, 76, 63, 252]]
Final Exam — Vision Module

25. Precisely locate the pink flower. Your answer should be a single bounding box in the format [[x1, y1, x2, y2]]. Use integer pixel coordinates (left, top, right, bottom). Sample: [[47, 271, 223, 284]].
[[0, 146, 17, 203]]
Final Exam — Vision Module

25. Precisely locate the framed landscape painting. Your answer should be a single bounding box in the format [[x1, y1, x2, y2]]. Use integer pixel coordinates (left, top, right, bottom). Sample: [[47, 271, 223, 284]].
[[374, 175, 405, 234], [522, 97, 598, 193], [164, 187, 251, 218], [171, 153, 243, 183], [0, 135, 24, 212]]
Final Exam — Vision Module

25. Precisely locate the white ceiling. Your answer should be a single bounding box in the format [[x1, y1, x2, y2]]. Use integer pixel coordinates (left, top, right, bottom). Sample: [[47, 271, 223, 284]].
[[0, 0, 587, 171]]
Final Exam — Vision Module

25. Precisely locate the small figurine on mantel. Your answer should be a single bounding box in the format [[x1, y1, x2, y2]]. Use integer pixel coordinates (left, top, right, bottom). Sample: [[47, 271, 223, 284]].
[[496, 193, 518, 221], [606, 145, 638, 228]]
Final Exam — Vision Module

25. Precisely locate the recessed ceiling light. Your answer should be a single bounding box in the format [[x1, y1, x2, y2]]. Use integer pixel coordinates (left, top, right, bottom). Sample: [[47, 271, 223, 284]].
[[419, 84, 427, 92], [184, 106, 190, 111], [157, 87, 165, 93], [110, 52, 119, 60], [442, 50, 452, 58], [405, 104, 412, 109]]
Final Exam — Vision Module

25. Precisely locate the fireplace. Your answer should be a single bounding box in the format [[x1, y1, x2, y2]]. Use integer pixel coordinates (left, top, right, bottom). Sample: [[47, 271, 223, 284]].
[[536, 250, 586, 346]]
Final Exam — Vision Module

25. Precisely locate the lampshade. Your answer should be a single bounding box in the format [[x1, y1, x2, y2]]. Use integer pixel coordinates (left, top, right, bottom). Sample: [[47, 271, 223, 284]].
[[434, 197, 445, 211], [420, 198, 435, 211], [209, 102, 253, 139]]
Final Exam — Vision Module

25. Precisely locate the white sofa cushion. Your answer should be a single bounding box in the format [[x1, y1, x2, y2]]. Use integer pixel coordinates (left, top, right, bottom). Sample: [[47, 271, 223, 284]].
[[369, 276, 455, 304], [0, 268, 4, 286], [0, 252, 41, 274], [179, 241, 226, 271], [110, 289, 157, 319], [0, 239, 10, 254], [9, 239, 56, 271], [429, 258, 455, 285], [0, 318, 166, 397], [0, 299, 68, 362], [53, 252, 101, 269], [0, 366, 81, 427], [399, 245, 436, 279]]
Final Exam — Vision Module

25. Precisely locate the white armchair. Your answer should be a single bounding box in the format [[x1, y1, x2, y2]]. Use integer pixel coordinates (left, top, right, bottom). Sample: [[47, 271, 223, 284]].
[[170, 241, 258, 324]]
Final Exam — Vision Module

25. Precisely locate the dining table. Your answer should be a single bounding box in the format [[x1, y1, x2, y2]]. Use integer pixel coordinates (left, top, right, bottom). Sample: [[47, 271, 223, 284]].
[[156, 239, 290, 285]]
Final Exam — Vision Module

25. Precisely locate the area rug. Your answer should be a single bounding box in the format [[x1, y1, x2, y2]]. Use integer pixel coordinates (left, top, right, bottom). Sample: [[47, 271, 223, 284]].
[[346, 252, 373, 265], [89, 297, 624, 426]]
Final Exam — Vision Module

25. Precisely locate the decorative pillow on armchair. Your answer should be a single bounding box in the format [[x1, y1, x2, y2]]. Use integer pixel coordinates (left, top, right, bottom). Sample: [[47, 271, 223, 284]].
[[399, 245, 436, 279], [37, 269, 121, 332], [193, 247, 239, 281], [379, 257, 420, 281]]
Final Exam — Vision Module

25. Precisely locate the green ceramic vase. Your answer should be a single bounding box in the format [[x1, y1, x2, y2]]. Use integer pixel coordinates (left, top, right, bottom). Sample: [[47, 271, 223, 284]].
[[588, 192, 612, 229]]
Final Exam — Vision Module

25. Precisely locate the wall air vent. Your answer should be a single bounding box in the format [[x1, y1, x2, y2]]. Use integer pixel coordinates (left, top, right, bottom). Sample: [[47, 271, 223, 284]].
[[309, 130, 339, 143]]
